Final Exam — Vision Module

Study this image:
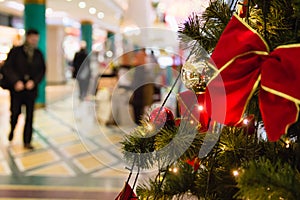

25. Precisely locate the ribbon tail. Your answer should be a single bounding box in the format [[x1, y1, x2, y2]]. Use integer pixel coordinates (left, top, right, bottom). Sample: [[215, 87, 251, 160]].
[[260, 45, 300, 141], [259, 89, 299, 141]]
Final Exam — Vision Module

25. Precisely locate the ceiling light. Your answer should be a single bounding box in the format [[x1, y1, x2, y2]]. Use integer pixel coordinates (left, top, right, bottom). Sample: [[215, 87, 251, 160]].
[[78, 1, 86, 8], [46, 8, 53, 15], [97, 12, 104, 19], [5, 1, 24, 11], [0, 0, 5, 2], [66, 0, 72, 1], [89, 7, 96, 14]]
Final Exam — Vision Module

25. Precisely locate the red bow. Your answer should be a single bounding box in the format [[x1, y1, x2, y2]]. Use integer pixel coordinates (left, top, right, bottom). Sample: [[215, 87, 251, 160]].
[[207, 14, 300, 141]]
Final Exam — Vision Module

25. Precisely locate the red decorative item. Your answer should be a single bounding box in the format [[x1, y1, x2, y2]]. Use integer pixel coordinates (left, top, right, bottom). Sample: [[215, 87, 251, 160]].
[[178, 90, 210, 132], [207, 14, 300, 141], [238, 0, 248, 18], [186, 157, 200, 172], [115, 182, 137, 200], [174, 118, 181, 127], [149, 107, 175, 128]]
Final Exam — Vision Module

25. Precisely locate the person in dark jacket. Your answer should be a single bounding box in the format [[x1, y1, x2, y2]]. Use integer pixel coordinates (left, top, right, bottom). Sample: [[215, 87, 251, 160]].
[[3, 29, 46, 150], [72, 41, 91, 101]]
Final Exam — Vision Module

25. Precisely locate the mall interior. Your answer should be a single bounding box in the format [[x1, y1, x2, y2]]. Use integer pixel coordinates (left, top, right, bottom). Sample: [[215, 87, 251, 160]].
[[0, 0, 215, 199]]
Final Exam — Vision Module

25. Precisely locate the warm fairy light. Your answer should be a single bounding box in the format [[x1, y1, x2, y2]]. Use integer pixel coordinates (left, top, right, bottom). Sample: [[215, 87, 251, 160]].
[[285, 139, 290, 148], [169, 167, 179, 173], [146, 123, 154, 132], [173, 167, 178, 173], [198, 105, 204, 111], [243, 118, 249, 125], [190, 120, 194, 125], [156, 175, 163, 182], [232, 170, 239, 177]]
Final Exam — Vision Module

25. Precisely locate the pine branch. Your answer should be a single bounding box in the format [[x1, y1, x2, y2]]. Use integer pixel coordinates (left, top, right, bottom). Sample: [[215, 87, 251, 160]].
[[235, 157, 300, 200], [178, 0, 232, 54]]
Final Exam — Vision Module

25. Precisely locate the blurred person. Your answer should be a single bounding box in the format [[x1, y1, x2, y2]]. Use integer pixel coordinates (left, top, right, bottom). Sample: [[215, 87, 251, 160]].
[[111, 52, 135, 127], [72, 40, 91, 101], [131, 49, 154, 125], [2, 29, 46, 149]]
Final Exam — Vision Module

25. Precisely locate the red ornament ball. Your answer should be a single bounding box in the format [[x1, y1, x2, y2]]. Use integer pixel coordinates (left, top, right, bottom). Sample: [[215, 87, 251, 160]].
[[149, 107, 175, 128]]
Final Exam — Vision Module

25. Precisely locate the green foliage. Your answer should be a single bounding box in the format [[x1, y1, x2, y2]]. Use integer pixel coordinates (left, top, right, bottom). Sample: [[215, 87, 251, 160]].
[[121, 121, 157, 169], [235, 158, 300, 200], [247, 0, 299, 50], [120, 0, 300, 199], [178, 0, 232, 54]]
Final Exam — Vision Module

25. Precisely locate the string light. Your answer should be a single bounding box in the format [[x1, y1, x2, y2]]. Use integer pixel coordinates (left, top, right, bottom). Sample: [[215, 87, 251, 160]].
[[232, 170, 239, 177], [146, 123, 155, 132], [169, 166, 179, 173], [243, 118, 249, 125], [173, 167, 178, 173], [198, 105, 204, 111], [285, 139, 290, 148]]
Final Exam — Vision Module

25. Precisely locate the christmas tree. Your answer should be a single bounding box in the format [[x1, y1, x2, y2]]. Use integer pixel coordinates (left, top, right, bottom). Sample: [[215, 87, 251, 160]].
[[120, 0, 300, 199]]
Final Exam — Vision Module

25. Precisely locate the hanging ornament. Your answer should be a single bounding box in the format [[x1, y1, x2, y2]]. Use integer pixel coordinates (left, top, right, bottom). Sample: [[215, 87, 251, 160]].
[[115, 182, 137, 200], [238, 0, 249, 18], [186, 156, 201, 172], [181, 53, 216, 94], [149, 107, 175, 129]]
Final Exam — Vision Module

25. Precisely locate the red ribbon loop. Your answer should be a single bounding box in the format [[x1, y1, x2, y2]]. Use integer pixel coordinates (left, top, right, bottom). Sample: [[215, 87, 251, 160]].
[[207, 14, 300, 141]]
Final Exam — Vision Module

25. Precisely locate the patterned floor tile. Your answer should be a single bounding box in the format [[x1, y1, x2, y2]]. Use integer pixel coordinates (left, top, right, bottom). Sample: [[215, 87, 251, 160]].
[[92, 164, 129, 178], [27, 162, 76, 177], [9, 140, 48, 157], [59, 141, 97, 158], [38, 125, 73, 137], [0, 161, 11, 175], [73, 154, 105, 173], [14, 150, 60, 171], [48, 132, 80, 146]]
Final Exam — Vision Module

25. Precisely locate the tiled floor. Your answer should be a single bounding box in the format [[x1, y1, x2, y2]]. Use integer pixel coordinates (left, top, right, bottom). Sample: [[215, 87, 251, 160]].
[[0, 82, 140, 199]]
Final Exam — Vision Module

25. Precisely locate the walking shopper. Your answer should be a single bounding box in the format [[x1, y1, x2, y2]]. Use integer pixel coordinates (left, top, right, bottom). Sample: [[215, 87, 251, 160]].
[[2, 29, 46, 150]]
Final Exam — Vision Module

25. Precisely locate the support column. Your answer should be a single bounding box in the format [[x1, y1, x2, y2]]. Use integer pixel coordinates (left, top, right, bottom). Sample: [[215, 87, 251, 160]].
[[24, 0, 46, 106], [46, 25, 66, 85], [81, 20, 93, 53]]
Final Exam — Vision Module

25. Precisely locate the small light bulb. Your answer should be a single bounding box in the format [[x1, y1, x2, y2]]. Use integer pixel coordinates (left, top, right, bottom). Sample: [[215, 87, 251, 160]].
[[285, 139, 291, 148], [198, 105, 204, 111], [243, 118, 249, 125], [146, 123, 154, 132], [173, 167, 178, 173], [232, 170, 239, 177]]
